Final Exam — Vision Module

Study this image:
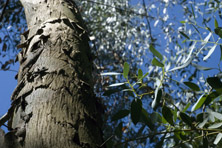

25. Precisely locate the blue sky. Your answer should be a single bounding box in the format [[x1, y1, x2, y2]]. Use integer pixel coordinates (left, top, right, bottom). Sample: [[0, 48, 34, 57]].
[[0, 0, 222, 134], [0, 63, 18, 116]]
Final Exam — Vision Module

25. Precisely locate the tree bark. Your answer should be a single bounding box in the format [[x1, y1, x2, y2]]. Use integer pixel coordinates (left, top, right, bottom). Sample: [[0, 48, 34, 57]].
[[2, 0, 104, 147]]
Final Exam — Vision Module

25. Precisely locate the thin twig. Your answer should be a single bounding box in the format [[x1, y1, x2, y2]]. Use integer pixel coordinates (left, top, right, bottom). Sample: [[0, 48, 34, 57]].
[[142, 0, 153, 40], [99, 135, 114, 147], [114, 128, 222, 146]]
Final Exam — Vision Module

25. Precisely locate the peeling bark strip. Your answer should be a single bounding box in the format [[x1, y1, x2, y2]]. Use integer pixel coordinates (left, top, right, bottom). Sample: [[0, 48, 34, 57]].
[[3, 0, 104, 148]]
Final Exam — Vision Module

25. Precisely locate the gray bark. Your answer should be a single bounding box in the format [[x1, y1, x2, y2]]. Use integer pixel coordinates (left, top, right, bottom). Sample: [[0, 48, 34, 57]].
[[1, 0, 104, 147]]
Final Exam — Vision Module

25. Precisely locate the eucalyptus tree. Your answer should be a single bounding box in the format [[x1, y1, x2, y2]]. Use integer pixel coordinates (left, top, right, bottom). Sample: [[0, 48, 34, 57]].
[[0, 0, 104, 147], [1, 0, 222, 148]]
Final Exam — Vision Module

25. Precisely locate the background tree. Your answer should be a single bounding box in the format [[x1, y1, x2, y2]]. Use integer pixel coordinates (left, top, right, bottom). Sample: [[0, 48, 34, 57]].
[[1, 0, 222, 147]]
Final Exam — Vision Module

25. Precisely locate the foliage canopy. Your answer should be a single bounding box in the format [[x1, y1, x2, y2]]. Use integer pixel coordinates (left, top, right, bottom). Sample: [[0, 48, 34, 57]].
[[1, 0, 222, 147]]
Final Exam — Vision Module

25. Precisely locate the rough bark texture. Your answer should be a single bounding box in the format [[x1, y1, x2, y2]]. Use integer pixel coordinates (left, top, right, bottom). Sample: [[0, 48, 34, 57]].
[[2, 0, 104, 147]]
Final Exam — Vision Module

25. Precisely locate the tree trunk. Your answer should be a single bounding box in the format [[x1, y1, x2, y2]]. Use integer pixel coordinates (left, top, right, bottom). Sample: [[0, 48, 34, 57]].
[[2, 0, 104, 147]]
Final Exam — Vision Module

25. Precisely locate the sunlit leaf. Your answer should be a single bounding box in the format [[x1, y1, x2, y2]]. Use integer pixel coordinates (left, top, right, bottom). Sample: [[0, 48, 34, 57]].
[[208, 122, 222, 129], [131, 99, 142, 125], [169, 57, 192, 71], [109, 83, 125, 87], [182, 102, 191, 112], [112, 110, 130, 121], [184, 81, 200, 91], [192, 63, 213, 71], [101, 72, 122, 76], [191, 94, 206, 112], [211, 112, 222, 120], [203, 43, 217, 61], [204, 32, 212, 43], [123, 62, 129, 78], [198, 118, 208, 128], [152, 58, 164, 67], [183, 42, 196, 64], [214, 133, 222, 145], [180, 20, 186, 24], [137, 69, 143, 81], [149, 45, 163, 61], [137, 72, 149, 82], [151, 89, 162, 109], [215, 19, 219, 28]]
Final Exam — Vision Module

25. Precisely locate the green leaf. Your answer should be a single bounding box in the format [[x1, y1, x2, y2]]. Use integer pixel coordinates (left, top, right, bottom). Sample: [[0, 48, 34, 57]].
[[173, 108, 177, 122], [215, 19, 219, 28], [149, 45, 163, 61], [207, 77, 222, 91], [204, 32, 212, 43], [179, 31, 190, 39], [162, 106, 174, 126], [152, 58, 164, 67], [183, 42, 196, 64], [151, 112, 162, 124], [192, 63, 213, 71], [203, 43, 217, 61], [211, 111, 222, 120], [123, 62, 129, 78], [180, 21, 186, 24], [196, 112, 205, 123], [182, 102, 191, 112], [208, 122, 222, 129], [179, 112, 193, 127], [220, 45, 222, 61], [151, 89, 162, 109], [131, 99, 142, 125], [191, 94, 207, 112], [215, 27, 222, 38], [203, 136, 208, 148], [214, 133, 222, 145], [198, 118, 208, 128], [183, 81, 200, 91], [101, 72, 122, 76], [111, 109, 130, 121], [192, 24, 200, 34], [169, 57, 192, 71], [191, 5, 195, 19], [137, 69, 143, 81], [109, 83, 125, 87], [140, 108, 154, 130], [115, 122, 123, 138], [204, 91, 220, 106], [137, 72, 149, 82]]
